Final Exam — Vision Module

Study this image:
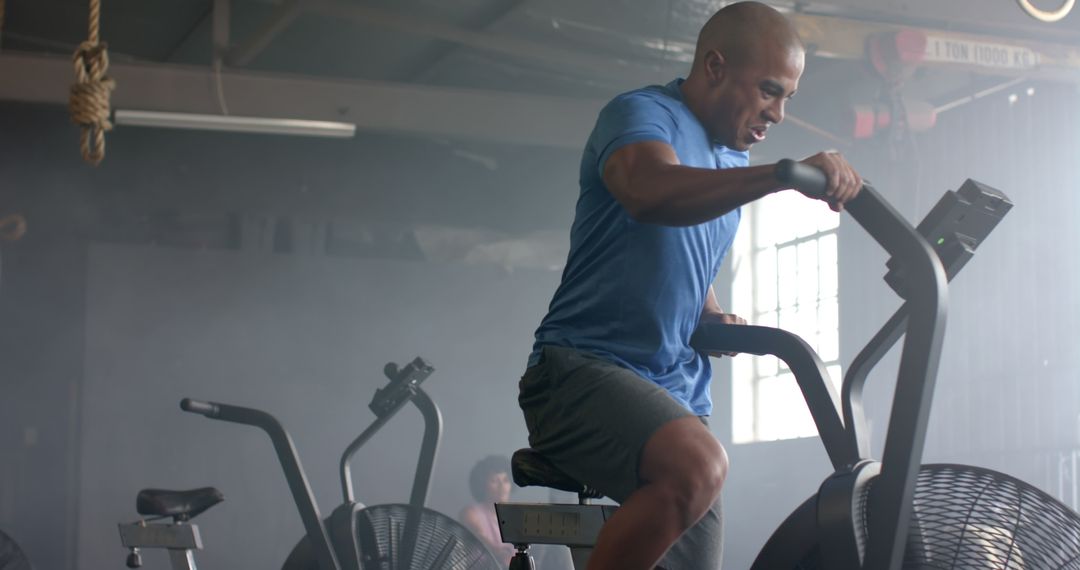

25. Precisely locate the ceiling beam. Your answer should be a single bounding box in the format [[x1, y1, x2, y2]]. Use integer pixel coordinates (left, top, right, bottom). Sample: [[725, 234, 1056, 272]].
[[0, 51, 602, 149]]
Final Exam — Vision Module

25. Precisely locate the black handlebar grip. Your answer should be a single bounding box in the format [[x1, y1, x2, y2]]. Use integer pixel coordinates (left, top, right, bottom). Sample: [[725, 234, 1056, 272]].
[[775, 159, 828, 198], [180, 398, 220, 417]]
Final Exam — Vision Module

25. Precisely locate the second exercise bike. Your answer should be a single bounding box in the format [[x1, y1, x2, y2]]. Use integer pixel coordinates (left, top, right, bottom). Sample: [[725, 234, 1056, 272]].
[[119, 357, 502, 570]]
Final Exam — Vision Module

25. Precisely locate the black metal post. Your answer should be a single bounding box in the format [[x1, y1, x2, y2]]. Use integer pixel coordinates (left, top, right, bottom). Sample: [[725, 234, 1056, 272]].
[[398, 389, 442, 569], [180, 399, 342, 570]]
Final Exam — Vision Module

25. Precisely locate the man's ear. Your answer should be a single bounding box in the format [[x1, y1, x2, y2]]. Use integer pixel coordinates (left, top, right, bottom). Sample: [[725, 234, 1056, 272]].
[[704, 49, 726, 84]]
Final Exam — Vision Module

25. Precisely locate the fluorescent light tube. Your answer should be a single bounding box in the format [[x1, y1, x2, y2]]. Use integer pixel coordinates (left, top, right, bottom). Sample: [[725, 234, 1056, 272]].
[[114, 110, 356, 138]]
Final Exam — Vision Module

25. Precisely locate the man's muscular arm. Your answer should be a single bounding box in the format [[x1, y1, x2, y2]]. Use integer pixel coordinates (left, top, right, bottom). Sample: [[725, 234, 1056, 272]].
[[602, 141, 861, 226]]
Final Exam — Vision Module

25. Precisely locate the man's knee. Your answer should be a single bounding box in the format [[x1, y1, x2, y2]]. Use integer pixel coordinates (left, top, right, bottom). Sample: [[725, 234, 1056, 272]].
[[640, 417, 729, 527]]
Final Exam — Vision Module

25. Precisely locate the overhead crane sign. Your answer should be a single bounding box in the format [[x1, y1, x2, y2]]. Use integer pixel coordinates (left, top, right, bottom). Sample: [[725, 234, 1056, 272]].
[[792, 13, 1073, 81], [923, 36, 1041, 70]]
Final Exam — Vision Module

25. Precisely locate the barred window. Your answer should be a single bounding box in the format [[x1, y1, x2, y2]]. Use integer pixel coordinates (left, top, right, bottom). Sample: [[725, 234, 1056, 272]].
[[729, 191, 842, 443]]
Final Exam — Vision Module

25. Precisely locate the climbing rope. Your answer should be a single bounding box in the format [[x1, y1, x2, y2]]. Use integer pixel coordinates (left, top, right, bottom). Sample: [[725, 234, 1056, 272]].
[[69, 0, 115, 166], [1016, 0, 1075, 22]]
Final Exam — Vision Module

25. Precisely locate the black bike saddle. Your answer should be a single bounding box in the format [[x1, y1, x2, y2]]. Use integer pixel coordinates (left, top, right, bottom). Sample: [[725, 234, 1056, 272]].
[[511, 448, 603, 499], [136, 487, 224, 520]]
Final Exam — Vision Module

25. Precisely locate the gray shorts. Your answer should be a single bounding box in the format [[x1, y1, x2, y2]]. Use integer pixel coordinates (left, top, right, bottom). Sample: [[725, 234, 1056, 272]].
[[518, 345, 724, 570]]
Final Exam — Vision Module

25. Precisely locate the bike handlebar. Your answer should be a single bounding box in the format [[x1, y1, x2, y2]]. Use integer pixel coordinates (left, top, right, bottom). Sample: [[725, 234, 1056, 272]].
[[181, 398, 283, 433], [180, 398, 219, 417], [179, 397, 342, 570], [775, 158, 828, 198], [772, 158, 949, 570]]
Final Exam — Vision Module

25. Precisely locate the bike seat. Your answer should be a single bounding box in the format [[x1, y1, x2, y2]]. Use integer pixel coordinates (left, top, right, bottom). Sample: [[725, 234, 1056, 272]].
[[136, 487, 224, 520], [511, 448, 603, 499]]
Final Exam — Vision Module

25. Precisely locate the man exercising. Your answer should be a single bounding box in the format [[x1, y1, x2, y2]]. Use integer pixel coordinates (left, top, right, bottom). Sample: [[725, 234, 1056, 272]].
[[518, 2, 862, 569]]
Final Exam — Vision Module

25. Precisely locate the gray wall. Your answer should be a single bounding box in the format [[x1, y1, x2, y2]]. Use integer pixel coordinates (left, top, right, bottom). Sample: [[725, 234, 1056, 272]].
[[0, 245, 86, 570]]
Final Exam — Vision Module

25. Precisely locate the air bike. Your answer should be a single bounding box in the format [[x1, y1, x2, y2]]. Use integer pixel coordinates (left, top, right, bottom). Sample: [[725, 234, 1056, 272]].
[[496, 160, 1080, 569], [118, 358, 502, 569]]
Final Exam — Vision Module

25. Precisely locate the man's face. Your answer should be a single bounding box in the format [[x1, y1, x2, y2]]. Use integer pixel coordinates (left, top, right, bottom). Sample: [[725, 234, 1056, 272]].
[[704, 42, 805, 151]]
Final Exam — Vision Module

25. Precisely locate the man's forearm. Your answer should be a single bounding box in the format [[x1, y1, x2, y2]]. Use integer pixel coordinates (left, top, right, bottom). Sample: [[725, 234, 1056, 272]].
[[619, 162, 783, 226]]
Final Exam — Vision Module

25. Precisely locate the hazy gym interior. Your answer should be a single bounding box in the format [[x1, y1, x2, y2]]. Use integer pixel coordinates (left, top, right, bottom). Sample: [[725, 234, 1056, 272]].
[[1, 1, 1079, 568]]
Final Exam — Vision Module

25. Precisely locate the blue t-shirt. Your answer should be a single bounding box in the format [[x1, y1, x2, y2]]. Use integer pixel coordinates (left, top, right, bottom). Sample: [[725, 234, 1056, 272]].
[[530, 78, 747, 416]]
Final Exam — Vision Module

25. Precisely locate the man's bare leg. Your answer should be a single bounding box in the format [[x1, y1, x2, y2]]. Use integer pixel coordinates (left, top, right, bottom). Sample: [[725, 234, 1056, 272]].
[[585, 416, 729, 570]]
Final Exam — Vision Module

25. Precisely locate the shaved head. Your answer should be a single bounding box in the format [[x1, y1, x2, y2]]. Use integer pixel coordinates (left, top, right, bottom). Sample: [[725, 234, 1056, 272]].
[[693, 1, 803, 71], [679, 1, 805, 149]]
